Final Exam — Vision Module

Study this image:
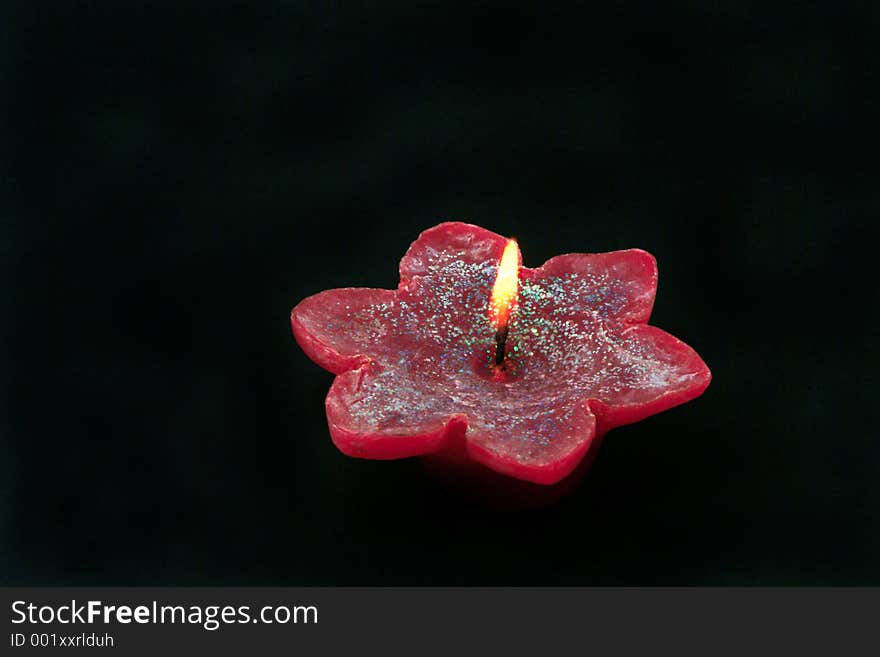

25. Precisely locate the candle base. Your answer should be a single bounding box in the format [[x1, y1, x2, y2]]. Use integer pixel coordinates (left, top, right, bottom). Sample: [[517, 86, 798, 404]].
[[421, 430, 606, 511]]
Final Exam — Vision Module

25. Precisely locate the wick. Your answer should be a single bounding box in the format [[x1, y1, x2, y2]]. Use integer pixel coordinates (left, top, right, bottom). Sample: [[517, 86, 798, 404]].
[[494, 324, 509, 366]]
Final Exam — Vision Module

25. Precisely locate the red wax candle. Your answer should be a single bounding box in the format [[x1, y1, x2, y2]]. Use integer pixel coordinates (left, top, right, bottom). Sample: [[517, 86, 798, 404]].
[[291, 222, 710, 498]]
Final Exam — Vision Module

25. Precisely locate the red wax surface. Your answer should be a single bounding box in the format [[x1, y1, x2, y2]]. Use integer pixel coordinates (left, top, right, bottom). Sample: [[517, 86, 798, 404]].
[[292, 222, 710, 486]]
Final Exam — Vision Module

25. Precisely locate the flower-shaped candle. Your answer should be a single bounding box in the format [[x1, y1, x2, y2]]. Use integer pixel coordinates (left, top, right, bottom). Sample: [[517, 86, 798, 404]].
[[291, 222, 710, 490]]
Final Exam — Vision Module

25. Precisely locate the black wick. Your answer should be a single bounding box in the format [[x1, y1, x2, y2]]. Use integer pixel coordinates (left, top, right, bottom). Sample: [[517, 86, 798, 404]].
[[494, 325, 509, 366]]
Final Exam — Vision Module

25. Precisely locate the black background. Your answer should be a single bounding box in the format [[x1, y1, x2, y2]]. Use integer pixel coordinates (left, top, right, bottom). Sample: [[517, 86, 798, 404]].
[[2, 1, 877, 584]]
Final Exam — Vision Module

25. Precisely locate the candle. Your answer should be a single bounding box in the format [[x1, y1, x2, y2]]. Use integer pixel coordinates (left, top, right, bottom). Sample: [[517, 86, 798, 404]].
[[291, 222, 710, 495]]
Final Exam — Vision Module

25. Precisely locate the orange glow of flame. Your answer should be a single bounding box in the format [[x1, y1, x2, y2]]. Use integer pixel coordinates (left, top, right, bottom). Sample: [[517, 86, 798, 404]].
[[489, 238, 520, 330]]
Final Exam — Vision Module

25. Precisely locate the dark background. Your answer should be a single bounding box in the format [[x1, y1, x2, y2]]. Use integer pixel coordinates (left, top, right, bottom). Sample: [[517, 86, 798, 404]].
[[2, 1, 877, 585]]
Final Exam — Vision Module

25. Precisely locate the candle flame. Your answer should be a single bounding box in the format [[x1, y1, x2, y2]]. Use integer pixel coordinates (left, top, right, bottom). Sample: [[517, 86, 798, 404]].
[[489, 238, 520, 330]]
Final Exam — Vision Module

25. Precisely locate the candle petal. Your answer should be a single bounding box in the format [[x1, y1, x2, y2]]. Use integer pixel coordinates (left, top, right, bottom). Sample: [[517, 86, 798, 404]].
[[325, 367, 463, 459], [533, 250, 657, 324], [291, 288, 397, 374], [399, 222, 511, 283], [466, 401, 597, 485], [587, 324, 712, 431]]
